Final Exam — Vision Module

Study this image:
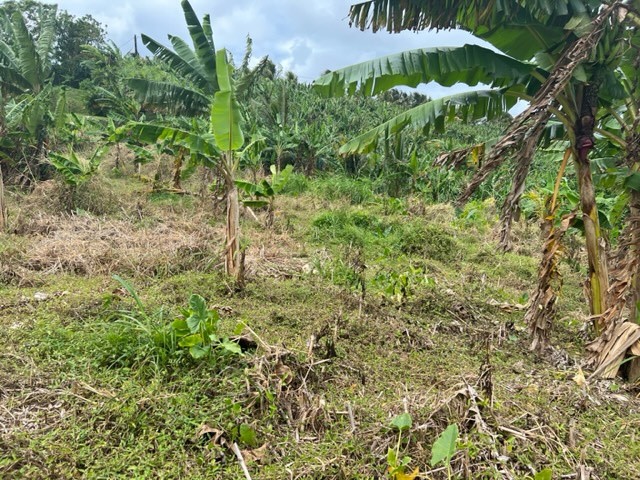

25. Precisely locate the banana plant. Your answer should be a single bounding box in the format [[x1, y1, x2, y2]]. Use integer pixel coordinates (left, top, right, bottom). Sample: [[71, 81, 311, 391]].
[[315, 0, 638, 335], [236, 164, 293, 227], [48, 146, 107, 187], [210, 49, 245, 276], [127, 0, 218, 116], [119, 49, 245, 279]]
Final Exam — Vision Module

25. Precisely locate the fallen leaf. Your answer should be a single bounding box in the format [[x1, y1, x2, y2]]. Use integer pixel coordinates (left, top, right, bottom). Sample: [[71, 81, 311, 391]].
[[573, 368, 587, 388], [241, 443, 269, 464], [395, 467, 420, 480]]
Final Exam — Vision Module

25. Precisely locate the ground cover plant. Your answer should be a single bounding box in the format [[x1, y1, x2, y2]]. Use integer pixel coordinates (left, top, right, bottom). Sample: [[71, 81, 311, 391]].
[[2, 0, 640, 479]]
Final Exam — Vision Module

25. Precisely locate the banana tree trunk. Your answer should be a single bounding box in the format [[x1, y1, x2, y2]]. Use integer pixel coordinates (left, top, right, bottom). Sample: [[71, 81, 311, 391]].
[[173, 149, 184, 190], [575, 85, 609, 332], [225, 175, 241, 278], [575, 151, 609, 331], [631, 189, 640, 323], [0, 165, 6, 231]]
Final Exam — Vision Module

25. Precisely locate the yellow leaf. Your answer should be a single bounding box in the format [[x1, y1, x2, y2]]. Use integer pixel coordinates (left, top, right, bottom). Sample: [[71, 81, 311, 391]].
[[573, 368, 587, 388], [396, 467, 420, 480]]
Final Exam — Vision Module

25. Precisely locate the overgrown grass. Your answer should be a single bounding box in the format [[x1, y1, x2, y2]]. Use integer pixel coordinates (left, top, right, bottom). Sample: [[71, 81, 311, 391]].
[[2, 172, 638, 479]]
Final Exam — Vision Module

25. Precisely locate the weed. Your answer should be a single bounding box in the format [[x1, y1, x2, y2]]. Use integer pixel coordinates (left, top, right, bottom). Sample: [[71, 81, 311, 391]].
[[100, 276, 242, 373], [387, 413, 418, 479], [311, 175, 376, 205]]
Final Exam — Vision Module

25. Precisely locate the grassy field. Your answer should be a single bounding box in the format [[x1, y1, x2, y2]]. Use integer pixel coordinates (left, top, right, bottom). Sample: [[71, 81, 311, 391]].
[[1, 170, 640, 479]]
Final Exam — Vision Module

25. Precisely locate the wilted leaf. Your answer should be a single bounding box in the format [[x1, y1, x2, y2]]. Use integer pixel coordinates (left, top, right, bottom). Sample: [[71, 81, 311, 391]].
[[395, 467, 420, 480], [573, 368, 587, 388], [241, 442, 268, 464]]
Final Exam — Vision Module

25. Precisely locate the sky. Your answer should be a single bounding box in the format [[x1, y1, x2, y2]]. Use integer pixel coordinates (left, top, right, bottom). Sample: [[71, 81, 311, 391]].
[[39, 0, 493, 99]]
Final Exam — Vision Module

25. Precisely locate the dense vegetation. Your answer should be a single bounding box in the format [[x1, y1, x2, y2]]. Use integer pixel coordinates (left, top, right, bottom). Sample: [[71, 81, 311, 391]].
[[1, 0, 640, 478]]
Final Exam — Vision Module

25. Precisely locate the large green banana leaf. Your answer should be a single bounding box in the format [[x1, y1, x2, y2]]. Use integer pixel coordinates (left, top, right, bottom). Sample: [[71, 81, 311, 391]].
[[140, 34, 211, 93], [338, 89, 516, 155], [181, 0, 218, 91], [347, 0, 593, 34], [313, 45, 536, 97], [210, 49, 244, 152], [11, 12, 40, 90], [121, 122, 220, 161]]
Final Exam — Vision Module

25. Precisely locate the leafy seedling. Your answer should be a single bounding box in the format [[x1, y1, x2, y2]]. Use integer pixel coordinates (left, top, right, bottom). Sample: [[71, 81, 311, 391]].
[[387, 413, 418, 479], [430, 423, 459, 480]]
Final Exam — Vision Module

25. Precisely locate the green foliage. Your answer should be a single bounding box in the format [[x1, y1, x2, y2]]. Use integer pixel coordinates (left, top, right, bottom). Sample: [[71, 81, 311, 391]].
[[387, 413, 417, 479], [211, 49, 244, 153], [237, 164, 294, 209], [430, 424, 459, 468], [312, 209, 390, 247], [105, 276, 242, 371], [395, 222, 458, 262], [390, 412, 412, 431], [372, 264, 435, 303], [129, 0, 219, 116], [534, 469, 553, 480], [171, 293, 242, 359], [311, 175, 376, 205], [48, 146, 106, 186]]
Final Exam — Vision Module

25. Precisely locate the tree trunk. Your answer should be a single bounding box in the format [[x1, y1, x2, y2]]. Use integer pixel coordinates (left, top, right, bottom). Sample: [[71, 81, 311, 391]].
[[575, 84, 609, 332], [172, 149, 184, 190], [225, 177, 241, 278], [631, 189, 640, 323], [0, 165, 7, 232], [575, 153, 609, 328]]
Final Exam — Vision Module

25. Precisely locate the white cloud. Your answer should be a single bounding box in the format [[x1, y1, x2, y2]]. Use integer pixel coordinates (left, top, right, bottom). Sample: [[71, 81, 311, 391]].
[[44, 0, 492, 94]]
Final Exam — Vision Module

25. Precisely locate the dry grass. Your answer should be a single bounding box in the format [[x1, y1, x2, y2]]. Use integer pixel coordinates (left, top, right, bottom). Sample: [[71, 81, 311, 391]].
[[3, 212, 223, 279]]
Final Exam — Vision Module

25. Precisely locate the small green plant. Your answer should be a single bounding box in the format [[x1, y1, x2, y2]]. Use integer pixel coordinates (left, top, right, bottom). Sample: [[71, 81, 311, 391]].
[[533, 468, 553, 480], [48, 146, 107, 186], [430, 424, 459, 480], [236, 164, 294, 226], [171, 293, 242, 359], [387, 413, 418, 479], [372, 263, 435, 303], [106, 275, 242, 370]]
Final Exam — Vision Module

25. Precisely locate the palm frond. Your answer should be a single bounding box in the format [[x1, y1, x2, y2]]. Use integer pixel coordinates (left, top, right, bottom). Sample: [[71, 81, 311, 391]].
[[127, 78, 210, 115]]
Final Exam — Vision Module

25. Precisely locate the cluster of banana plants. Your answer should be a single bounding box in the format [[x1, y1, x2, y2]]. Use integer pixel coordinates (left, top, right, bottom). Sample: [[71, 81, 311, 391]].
[[314, 0, 640, 369], [0, 5, 64, 183]]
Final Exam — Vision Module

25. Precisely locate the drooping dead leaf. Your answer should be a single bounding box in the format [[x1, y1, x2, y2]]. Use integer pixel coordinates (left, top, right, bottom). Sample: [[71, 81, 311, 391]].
[[526, 212, 576, 353], [394, 467, 419, 480], [193, 424, 225, 445], [241, 443, 269, 464], [589, 322, 640, 379]]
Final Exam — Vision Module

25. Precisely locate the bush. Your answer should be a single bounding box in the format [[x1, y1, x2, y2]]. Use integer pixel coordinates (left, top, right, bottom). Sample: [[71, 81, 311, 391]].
[[281, 172, 309, 196]]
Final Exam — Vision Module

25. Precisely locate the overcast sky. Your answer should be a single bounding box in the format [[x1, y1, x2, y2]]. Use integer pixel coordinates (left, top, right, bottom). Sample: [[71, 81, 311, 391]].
[[40, 0, 491, 98]]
